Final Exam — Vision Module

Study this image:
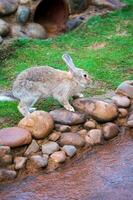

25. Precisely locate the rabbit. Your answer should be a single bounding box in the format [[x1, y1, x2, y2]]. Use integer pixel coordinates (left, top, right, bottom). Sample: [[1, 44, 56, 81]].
[[0, 54, 92, 116]]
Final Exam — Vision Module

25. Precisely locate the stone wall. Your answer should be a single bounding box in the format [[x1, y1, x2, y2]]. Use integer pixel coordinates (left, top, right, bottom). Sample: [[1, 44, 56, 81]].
[[0, 0, 124, 42]]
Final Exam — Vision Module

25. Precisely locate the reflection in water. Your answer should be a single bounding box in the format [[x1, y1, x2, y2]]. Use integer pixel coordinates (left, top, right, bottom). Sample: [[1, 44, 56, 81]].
[[0, 130, 133, 200]]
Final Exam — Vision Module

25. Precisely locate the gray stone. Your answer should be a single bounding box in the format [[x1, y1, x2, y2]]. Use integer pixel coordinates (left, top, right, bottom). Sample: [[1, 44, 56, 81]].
[[25, 23, 47, 39], [30, 155, 48, 168], [112, 95, 130, 108], [59, 132, 85, 147], [42, 142, 60, 155], [24, 139, 39, 156], [14, 156, 27, 170], [69, 0, 88, 13], [50, 109, 86, 125], [11, 25, 28, 38], [116, 80, 133, 99], [62, 145, 77, 157], [0, 169, 17, 181], [103, 123, 119, 140], [16, 6, 30, 25], [0, 0, 18, 16], [0, 19, 10, 37], [88, 129, 103, 144], [66, 16, 84, 31]]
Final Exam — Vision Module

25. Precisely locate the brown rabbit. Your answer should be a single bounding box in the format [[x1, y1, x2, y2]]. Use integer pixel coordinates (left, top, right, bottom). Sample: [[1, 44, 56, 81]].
[[0, 54, 92, 116]]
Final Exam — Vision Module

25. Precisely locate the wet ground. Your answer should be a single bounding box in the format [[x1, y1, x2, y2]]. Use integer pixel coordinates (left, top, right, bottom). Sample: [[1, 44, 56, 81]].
[[0, 129, 133, 200]]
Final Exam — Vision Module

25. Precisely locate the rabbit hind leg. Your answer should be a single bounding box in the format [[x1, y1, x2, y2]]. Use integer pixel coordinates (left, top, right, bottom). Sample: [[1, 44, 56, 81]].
[[18, 97, 38, 116]]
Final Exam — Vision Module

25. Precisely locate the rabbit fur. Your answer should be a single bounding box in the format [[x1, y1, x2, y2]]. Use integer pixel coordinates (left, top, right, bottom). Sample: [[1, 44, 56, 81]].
[[1, 54, 92, 116]]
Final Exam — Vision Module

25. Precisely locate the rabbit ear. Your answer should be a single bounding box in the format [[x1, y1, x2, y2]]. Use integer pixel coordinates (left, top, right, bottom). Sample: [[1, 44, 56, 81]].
[[62, 54, 77, 74]]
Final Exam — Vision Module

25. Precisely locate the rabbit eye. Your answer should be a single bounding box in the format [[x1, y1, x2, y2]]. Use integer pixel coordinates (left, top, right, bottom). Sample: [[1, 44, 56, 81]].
[[84, 74, 87, 78]]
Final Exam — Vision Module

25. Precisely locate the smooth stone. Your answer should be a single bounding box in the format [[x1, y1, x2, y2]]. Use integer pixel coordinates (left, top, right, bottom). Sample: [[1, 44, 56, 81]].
[[50, 109, 86, 125], [91, 0, 124, 9], [0, 146, 12, 166], [85, 135, 94, 146], [112, 95, 130, 108], [78, 129, 88, 138], [0, 19, 10, 37], [87, 129, 103, 144], [18, 111, 54, 139], [25, 23, 46, 39], [50, 151, 66, 163], [48, 131, 61, 142], [66, 16, 84, 31], [16, 6, 30, 24], [55, 124, 71, 132], [116, 80, 133, 98], [84, 120, 96, 130], [59, 132, 85, 147], [0, 169, 17, 181], [0, 36, 3, 44], [0, 0, 18, 16], [118, 108, 128, 118], [24, 139, 39, 156], [11, 25, 28, 38], [127, 114, 133, 127], [19, 0, 30, 4], [30, 155, 48, 168], [0, 127, 32, 147], [62, 145, 77, 157], [103, 123, 119, 140], [14, 156, 27, 170], [42, 142, 59, 155], [73, 98, 118, 122]]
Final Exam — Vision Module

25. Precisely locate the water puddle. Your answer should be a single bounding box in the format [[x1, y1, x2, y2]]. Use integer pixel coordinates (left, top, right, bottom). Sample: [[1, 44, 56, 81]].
[[0, 130, 133, 200]]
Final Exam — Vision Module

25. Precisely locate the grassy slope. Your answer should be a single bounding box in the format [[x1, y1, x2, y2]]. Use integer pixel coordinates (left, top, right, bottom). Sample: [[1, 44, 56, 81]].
[[0, 0, 133, 128]]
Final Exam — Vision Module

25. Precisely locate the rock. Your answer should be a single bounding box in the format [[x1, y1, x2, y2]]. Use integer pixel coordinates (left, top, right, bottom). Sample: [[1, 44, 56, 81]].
[[16, 6, 30, 25], [78, 129, 87, 138], [0, 146, 12, 167], [84, 120, 96, 130], [112, 95, 130, 108], [25, 23, 46, 39], [73, 98, 118, 122], [0, 169, 17, 181], [19, 0, 30, 4], [18, 111, 54, 139], [103, 123, 119, 140], [118, 108, 128, 118], [0, 36, 3, 44], [48, 131, 61, 142], [66, 16, 84, 31], [0, 19, 10, 37], [69, 0, 88, 13], [50, 109, 86, 125], [0, 0, 18, 16], [85, 135, 94, 146], [24, 139, 39, 156], [116, 80, 133, 99], [42, 142, 59, 155], [59, 132, 85, 147], [14, 156, 27, 170], [62, 145, 77, 157], [30, 155, 48, 168], [50, 151, 66, 163], [55, 124, 71, 132], [88, 129, 103, 145], [11, 25, 28, 38], [91, 0, 124, 9], [127, 114, 133, 128], [0, 127, 32, 147]]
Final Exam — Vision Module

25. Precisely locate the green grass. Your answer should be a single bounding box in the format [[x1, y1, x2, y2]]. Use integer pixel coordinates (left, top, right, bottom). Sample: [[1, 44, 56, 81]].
[[0, 0, 133, 128]]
